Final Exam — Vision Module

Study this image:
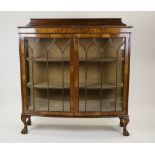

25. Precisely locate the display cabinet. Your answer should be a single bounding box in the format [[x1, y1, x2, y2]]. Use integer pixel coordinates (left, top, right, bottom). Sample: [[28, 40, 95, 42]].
[[18, 18, 132, 136]]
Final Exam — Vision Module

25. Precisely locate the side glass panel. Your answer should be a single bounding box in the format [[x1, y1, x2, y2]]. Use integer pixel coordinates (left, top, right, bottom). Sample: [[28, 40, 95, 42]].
[[24, 37, 71, 112], [78, 37, 125, 112]]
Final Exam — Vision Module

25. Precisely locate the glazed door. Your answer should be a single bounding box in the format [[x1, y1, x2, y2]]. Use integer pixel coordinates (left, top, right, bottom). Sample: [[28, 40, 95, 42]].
[[75, 34, 129, 116], [20, 34, 74, 116]]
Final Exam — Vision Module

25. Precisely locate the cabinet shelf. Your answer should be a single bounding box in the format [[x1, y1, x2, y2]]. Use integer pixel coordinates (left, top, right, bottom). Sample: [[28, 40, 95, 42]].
[[28, 98, 122, 112], [27, 82, 123, 89], [26, 57, 70, 62], [27, 82, 70, 89], [26, 57, 124, 63]]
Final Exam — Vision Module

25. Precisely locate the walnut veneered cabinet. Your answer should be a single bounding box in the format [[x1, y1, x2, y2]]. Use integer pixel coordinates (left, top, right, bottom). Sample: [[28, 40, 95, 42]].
[[18, 18, 132, 136]]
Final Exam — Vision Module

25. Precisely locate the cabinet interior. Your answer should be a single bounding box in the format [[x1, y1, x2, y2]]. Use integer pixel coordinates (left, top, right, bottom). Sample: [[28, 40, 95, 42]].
[[25, 37, 125, 112]]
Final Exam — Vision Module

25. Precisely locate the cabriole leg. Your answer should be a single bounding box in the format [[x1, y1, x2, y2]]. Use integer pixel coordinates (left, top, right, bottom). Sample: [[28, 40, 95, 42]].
[[21, 114, 30, 134], [119, 116, 129, 136]]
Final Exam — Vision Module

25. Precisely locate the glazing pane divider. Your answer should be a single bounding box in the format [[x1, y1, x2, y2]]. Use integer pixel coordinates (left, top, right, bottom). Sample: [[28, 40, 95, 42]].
[[100, 58, 103, 112], [85, 51, 88, 112], [115, 47, 118, 112], [62, 53, 64, 112], [31, 54, 35, 111], [46, 52, 50, 111], [73, 35, 79, 114]]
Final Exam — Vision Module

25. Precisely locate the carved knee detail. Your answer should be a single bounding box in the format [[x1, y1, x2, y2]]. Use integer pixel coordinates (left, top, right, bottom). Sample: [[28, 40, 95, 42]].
[[119, 117, 124, 127]]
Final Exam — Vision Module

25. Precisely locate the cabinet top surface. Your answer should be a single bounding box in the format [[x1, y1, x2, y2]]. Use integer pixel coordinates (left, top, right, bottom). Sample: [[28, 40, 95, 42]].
[[18, 18, 132, 28]]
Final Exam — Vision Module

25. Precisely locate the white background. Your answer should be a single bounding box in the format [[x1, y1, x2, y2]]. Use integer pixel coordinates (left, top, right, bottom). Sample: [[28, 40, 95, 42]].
[[0, 11, 155, 142]]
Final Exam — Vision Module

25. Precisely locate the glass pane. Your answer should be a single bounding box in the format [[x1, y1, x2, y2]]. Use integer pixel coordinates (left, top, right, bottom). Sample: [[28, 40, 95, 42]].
[[25, 37, 71, 112], [78, 37, 125, 112]]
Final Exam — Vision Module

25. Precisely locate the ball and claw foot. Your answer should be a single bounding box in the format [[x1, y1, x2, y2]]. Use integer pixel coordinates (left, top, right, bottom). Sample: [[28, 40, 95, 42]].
[[119, 117, 129, 136], [123, 128, 129, 136], [21, 126, 28, 134]]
